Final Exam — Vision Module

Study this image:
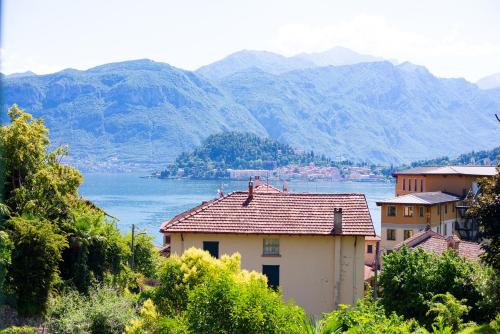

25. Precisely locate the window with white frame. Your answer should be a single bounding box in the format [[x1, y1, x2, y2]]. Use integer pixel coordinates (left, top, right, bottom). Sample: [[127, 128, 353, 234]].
[[263, 239, 280, 256]]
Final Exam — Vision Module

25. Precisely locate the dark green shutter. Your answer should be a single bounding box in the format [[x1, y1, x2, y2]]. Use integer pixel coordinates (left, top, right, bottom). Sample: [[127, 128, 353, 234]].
[[203, 241, 219, 258], [262, 265, 280, 289]]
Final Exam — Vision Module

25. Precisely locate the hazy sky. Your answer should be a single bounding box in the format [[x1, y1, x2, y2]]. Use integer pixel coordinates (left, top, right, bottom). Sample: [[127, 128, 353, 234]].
[[2, 0, 500, 81]]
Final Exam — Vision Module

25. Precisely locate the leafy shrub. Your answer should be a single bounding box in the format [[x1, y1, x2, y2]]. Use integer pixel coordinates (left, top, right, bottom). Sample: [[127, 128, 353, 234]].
[[426, 293, 470, 331], [0, 231, 12, 294], [379, 247, 497, 326], [6, 215, 68, 316], [0, 326, 37, 334], [153, 248, 307, 333], [126, 232, 162, 279], [46, 285, 135, 334], [126, 299, 188, 334], [317, 293, 422, 334]]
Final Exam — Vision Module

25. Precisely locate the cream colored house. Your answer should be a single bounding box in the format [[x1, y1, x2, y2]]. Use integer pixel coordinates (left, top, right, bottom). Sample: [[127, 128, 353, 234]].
[[160, 181, 375, 315]]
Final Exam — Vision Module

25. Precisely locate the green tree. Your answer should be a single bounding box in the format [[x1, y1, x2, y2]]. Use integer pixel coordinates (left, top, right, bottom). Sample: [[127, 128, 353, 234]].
[[426, 293, 470, 331], [126, 232, 162, 278], [5, 215, 68, 315], [379, 247, 497, 326], [0, 231, 12, 295], [467, 165, 500, 272]]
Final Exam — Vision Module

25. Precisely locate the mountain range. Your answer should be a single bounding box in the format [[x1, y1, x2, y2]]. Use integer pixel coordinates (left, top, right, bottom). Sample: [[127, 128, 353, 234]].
[[2, 47, 500, 171]]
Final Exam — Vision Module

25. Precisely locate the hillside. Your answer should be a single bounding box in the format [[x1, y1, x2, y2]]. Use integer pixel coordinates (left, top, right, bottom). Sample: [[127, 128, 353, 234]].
[[161, 132, 331, 179], [408, 146, 500, 167], [3, 55, 500, 171]]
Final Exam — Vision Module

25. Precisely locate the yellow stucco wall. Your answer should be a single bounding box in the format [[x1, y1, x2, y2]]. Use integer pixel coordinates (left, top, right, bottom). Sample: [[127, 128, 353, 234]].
[[169, 233, 365, 315]]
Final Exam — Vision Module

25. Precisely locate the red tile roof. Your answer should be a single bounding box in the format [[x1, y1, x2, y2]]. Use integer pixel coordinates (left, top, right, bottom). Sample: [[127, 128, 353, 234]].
[[254, 183, 282, 193], [161, 191, 375, 236], [395, 229, 483, 261]]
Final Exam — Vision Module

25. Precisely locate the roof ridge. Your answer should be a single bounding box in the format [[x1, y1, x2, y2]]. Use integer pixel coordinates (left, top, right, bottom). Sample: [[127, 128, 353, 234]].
[[167, 192, 236, 228]]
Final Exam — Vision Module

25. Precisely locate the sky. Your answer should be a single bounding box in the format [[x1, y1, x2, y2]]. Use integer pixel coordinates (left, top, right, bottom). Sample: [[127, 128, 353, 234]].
[[1, 0, 500, 82]]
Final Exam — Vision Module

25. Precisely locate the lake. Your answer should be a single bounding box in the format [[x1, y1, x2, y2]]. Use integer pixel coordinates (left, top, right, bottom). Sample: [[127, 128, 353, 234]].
[[79, 173, 394, 245]]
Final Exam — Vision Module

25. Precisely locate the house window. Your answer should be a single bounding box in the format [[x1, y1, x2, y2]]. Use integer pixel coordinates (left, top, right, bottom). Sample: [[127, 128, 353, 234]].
[[444, 204, 448, 214], [387, 229, 396, 241], [262, 265, 280, 289], [437, 206, 441, 215], [263, 239, 280, 256], [409, 179, 412, 191], [386, 250, 394, 254], [403, 179, 406, 190], [403, 206, 414, 217], [404, 230, 413, 240], [419, 207, 424, 217], [387, 206, 396, 217], [414, 179, 417, 192], [444, 224, 448, 235], [420, 179, 424, 192], [452, 205, 455, 212], [203, 241, 219, 259], [367, 244, 373, 253]]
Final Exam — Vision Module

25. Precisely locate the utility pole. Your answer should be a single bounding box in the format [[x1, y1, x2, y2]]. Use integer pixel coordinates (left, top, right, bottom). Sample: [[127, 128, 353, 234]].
[[130, 224, 135, 270], [373, 240, 380, 300]]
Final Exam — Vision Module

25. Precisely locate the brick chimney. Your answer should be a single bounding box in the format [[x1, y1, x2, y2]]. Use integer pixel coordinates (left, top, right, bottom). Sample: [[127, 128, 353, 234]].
[[446, 235, 460, 251], [248, 178, 254, 199], [334, 208, 342, 234], [283, 181, 288, 192]]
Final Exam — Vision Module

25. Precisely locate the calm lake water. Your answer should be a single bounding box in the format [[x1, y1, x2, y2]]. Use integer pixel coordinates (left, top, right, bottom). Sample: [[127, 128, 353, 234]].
[[79, 173, 394, 245]]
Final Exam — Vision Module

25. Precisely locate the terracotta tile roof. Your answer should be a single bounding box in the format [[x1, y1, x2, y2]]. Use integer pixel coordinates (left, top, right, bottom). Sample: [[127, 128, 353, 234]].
[[254, 183, 282, 193], [364, 265, 375, 281], [395, 229, 483, 261], [161, 191, 375, 236], [394, 166, 497, 176], [365, 235, 381, 241], [376, 192, 460, 206]]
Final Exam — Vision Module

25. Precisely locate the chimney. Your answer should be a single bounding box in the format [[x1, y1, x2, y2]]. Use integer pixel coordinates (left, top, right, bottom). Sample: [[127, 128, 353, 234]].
[[334, 208, 342, 234], [446, 235, 460, 251], [283, 181, 288, 192], [248, 178, 254, 198], [255, 175, 260, 186]]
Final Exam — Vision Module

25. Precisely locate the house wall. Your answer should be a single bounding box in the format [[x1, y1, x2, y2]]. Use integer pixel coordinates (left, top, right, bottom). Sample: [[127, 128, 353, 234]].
[[168, 233, 364, 315], [364, 239, 377, 265], [395, 175, 480, 197]]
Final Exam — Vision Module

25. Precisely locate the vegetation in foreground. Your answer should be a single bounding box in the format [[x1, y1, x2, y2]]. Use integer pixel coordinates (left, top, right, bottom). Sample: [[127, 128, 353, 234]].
[[0, 105, 499, 333]]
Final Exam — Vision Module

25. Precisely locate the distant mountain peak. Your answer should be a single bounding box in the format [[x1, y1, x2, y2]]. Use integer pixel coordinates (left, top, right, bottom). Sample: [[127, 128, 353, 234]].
[[476, 72, 500, 90], [292, 46, 386, 67], [6, 70, 37, 78]]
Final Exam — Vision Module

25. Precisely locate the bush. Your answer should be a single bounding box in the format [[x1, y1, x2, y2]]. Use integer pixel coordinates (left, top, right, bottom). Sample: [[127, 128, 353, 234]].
[[426, 293, 470, 331], [153, 248, 307, 333], [126, 232, 162, 279], [6, 215, 67, 316], [317, 293, 422, 334], [126, 299, 188, 334], [46, 285, 135, 334], [379, 247, 497, 326], [0, 231, 12, 294], [0, 326, 37, 334]]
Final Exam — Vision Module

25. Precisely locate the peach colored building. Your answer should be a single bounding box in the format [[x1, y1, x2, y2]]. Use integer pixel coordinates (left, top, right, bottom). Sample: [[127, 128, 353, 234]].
[[378, 166, 497, 252], [160, 181, 375, 315]]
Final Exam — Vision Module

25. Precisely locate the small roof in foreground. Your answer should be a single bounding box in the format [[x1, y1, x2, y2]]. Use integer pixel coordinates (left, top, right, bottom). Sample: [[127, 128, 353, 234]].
[[394, 166, 497, 176], [395, 229, 483, 261], [161, 191, 375, 236], [376, 192, 460, 206]]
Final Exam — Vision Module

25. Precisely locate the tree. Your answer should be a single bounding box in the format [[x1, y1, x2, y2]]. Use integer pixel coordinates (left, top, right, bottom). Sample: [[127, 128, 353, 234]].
[[126, 232, 162, 278], [467, 165, 500, 272], [5, 215, 68, 315], [379, 247, 497, 326]]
